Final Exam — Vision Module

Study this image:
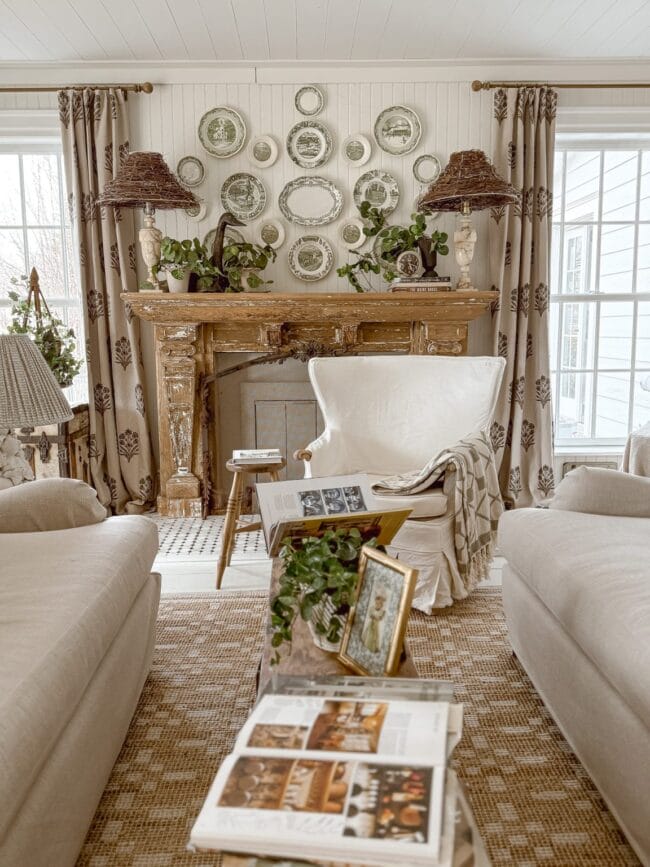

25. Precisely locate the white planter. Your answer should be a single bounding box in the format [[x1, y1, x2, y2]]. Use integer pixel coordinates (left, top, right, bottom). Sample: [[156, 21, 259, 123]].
[[165, 267, 191, 294], [307, 594, 347, 653]]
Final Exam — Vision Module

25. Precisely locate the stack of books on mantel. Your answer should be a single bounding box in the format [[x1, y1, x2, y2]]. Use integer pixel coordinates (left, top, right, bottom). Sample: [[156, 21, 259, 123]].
[[389, 276, 453, 292], [232, 448, 283, 466], [189, 677, 464, 867]]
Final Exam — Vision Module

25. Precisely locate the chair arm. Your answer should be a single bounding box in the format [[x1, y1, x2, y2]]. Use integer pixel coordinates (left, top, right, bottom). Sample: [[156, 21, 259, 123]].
[[293, 448, 312, 462], [442, 465, 456, 496]]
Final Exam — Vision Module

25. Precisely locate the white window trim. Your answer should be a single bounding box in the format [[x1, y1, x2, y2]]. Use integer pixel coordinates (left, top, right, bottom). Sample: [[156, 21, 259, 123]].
[[552, 111, 650, 448]]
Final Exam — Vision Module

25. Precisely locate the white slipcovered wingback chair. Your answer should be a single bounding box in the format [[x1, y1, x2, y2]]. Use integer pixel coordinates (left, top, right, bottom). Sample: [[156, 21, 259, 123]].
[[298, 355, 506, 612]]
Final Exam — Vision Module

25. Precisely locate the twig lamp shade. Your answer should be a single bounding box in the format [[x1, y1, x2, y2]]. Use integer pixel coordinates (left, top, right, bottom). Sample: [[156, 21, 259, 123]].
[[0, 334, 72, 428], [418, 149, 519, 291], [97, 151, 199, 290]]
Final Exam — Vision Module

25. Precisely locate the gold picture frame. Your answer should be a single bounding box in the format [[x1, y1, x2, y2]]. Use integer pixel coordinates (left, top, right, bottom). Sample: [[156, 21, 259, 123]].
[[337, 546, 418, 677]]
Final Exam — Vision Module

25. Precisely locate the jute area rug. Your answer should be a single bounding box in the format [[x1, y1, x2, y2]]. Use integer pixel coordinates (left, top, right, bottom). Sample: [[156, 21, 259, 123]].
[[77, 589, 639, 867]]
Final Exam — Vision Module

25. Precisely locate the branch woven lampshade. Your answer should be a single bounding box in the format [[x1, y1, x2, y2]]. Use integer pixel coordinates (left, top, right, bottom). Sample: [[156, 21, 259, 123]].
[[418, 149, 519, 212], [97, 151, 198, 210], [0, 334, 72, 428]]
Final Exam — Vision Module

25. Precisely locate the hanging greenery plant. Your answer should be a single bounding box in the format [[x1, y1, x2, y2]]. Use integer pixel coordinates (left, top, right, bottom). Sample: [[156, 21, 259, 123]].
[[7, 274, 81, 389]]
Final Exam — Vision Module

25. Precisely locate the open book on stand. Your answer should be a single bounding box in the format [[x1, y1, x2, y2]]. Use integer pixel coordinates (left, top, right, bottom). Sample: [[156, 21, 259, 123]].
[[255, 474, 411, 557], [189, 687, 463, 866]]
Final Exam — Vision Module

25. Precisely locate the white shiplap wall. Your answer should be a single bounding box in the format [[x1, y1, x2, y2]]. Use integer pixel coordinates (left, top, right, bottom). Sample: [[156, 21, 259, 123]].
[[130, 80, 494, 293]]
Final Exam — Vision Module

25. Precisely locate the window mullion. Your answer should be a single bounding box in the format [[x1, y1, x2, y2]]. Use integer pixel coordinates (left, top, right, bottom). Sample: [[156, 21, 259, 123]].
[[17, 154, 29, 275], [554, 151, 568, 439], [628, 149, 643, 434], [590, 150, 605, 439]]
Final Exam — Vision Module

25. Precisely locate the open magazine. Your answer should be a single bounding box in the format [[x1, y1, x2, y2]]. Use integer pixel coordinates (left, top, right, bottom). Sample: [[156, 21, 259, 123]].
[[255, 474, 411, 556], [189, 693, 462, 866]]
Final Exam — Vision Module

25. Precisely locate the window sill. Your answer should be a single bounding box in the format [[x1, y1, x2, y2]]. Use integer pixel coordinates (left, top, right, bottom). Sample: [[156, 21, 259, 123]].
[[554, 444, 624, 456]]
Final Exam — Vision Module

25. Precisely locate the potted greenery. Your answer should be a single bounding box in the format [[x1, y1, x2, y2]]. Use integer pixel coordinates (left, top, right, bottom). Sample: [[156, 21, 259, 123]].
[[159, 236, 204, 293], [270, 529, 377, 663], [337, 201, 449, 292], [220, 240, 277, 292], [7, 275, 81, 388]]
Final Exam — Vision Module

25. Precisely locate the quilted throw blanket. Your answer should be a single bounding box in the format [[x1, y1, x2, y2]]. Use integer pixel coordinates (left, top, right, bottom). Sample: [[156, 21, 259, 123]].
[[372, 431, 504, 589]]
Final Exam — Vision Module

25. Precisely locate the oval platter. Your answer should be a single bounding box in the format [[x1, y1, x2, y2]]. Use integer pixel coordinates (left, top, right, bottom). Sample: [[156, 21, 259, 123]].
[[248, 134, 278, 168], [353, 169, 400, 214], [374, 105, 422, 156], [220, 173, 267, 222], [288, 235, 334, 281], [198, 106, 247, 158], [177, 155, 205, 187], [295, 85, 325, 117], [279, 176, 343, 226], [287, 120, 333, 169]]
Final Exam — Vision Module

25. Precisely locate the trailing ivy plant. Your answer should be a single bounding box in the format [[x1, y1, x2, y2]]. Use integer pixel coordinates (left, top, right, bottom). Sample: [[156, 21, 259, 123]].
[[159, 236, 205, 279], [270, 528, 377, 665], [7, 275, 81, 389], [221, 241, 277, 292], [337, 201, 449, 292]]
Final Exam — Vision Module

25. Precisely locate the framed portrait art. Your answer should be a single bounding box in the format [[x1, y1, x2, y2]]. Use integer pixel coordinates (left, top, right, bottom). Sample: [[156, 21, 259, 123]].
[[337, 546, 418, 677]]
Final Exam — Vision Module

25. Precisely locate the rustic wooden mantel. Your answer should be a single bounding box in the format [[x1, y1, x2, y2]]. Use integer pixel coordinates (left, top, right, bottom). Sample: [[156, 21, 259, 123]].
[[123, 290, 498, 516]]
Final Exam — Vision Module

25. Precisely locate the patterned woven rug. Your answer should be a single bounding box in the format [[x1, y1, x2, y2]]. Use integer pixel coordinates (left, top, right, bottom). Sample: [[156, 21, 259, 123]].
[[77, 590, 639, 867]]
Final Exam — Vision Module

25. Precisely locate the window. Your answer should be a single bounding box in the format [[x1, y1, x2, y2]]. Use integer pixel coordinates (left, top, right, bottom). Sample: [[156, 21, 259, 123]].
[[0, 141, 86, 406], [551, 135, 650, 447]]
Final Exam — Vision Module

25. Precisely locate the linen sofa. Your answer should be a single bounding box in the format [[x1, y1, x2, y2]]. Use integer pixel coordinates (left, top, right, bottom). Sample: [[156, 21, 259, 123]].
[[498, 468, 650, 865], [0, 479, 160, 867]]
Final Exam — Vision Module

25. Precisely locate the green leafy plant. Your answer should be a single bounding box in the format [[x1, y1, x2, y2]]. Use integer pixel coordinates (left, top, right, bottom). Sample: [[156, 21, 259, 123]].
[[337, 201, 449, 292], [270, 529, 377, 665], [7, 276, 81, 389], [159, 236, 205, 280], [221, 241, 277, 292]]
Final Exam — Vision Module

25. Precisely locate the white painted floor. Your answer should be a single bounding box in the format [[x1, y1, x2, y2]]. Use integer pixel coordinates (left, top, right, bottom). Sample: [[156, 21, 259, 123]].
[[151, 514, 505, 595]]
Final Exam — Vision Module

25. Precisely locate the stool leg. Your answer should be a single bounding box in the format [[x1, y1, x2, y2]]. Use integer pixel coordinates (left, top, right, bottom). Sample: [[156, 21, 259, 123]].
[[216, 472, 245, 589], [268, 469, 281, 482]]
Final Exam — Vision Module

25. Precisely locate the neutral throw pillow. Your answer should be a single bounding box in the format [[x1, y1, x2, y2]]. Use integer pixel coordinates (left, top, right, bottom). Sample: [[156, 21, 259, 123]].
[[0, 478, 107, 532], [550, 466, 650, 518]]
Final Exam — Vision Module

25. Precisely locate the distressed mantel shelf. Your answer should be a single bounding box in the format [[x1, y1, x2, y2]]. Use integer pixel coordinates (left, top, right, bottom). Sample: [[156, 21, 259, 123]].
[[123, 290, 498, 516]]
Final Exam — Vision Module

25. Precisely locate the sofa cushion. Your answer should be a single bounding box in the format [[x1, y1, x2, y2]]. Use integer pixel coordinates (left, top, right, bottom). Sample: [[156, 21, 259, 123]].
[[498, 509, 650, 728], [0, 516, 158, 840], [0, 478, 107, 532], [368, 474, 448, 518], [550, 466, 650, 518]]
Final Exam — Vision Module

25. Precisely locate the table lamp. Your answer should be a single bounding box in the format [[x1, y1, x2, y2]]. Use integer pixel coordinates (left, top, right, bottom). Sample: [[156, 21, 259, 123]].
[[97, 151, 198, 291], [418, 149, 519, 291], [0, 334, 73, 488]]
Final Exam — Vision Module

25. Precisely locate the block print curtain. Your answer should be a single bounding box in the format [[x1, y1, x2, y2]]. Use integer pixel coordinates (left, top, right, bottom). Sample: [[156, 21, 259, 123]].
[[59, 88, 155, 513], [489, 87, 557, 508]]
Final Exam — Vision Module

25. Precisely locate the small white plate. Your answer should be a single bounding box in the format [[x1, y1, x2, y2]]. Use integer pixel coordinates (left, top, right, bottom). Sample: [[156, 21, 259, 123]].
[[413, 153, 442, 184], [256, 218, 285, 250], [288, 235, 334, 281], [177, 155, 205, 187], [185, 200, 207, 221], [339, 218, 366, 250], [342, 133, 371, 166], [248, 135, 278, 169], [295, 85, 324, 117]]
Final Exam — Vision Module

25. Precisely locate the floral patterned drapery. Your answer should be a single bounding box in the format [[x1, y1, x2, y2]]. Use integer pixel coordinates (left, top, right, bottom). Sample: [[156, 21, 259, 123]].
[[489, 87, 557, 508], [59, 88, 155, 513]]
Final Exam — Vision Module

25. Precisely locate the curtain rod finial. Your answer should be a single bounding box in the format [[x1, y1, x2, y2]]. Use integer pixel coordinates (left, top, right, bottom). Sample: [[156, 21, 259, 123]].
[[139, 82, 154, 94], [471, 80, 486, 92]]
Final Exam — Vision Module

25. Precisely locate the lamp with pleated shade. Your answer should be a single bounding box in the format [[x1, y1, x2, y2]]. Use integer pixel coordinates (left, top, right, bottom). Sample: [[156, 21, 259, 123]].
[[418, 149, 519, 291], [97, 151, 198, 291], [0, 334, 73, 487]]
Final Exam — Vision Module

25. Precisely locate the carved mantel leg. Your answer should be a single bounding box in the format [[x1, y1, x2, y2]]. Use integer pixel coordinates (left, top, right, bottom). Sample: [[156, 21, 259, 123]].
[[155, 323, 203, 517]]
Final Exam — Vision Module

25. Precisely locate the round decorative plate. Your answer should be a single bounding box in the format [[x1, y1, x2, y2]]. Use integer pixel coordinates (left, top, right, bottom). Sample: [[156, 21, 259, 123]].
[[279, 176, 343, 226], [374, 105, 422, 155], [396, 249, 422, 277], [342, 133, 371, 166], [248, 135, 278, 169], [220, 173, 267, 221], [185, 200, 207, 221], [177, 155, 205, 187], [295, 85, 324, 117], [204, 226, 244, 254], [256, 218, 285, 249], [198, 106, 247, 158], [288, 235, 334, 281], [413, 153, 442, 184], [353, 169, 400, 214], [287, 120, 333, 169], [339, 218, 366, 250]]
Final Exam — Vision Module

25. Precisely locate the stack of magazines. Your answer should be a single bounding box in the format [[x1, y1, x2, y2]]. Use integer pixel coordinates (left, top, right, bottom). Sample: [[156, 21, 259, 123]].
[[189, 676, 472, 867], [389, 277, 452, 292], [232, 449, 284, 465]]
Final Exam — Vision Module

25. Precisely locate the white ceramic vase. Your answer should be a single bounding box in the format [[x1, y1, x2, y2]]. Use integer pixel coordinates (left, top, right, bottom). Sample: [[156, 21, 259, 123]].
[[165, 267, 191, 294]]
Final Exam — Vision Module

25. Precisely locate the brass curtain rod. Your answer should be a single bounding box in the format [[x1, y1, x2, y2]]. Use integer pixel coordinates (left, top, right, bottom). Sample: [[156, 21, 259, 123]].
[[0, 82, 153, 93], [472, 79, 650, 91]]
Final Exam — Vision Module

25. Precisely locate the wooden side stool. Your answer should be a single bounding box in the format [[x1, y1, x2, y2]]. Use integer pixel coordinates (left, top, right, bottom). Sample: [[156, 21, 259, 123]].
[[216, 457, 286, 589]]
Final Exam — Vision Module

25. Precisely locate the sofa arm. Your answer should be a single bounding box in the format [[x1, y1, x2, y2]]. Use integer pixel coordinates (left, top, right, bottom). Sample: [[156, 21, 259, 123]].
[[0, 478, 107, 532], [550, 466, 650, 518]]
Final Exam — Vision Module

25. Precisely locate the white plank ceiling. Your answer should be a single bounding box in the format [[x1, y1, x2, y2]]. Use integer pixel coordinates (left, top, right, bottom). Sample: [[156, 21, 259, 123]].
[[0, 0, 649, 63]]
